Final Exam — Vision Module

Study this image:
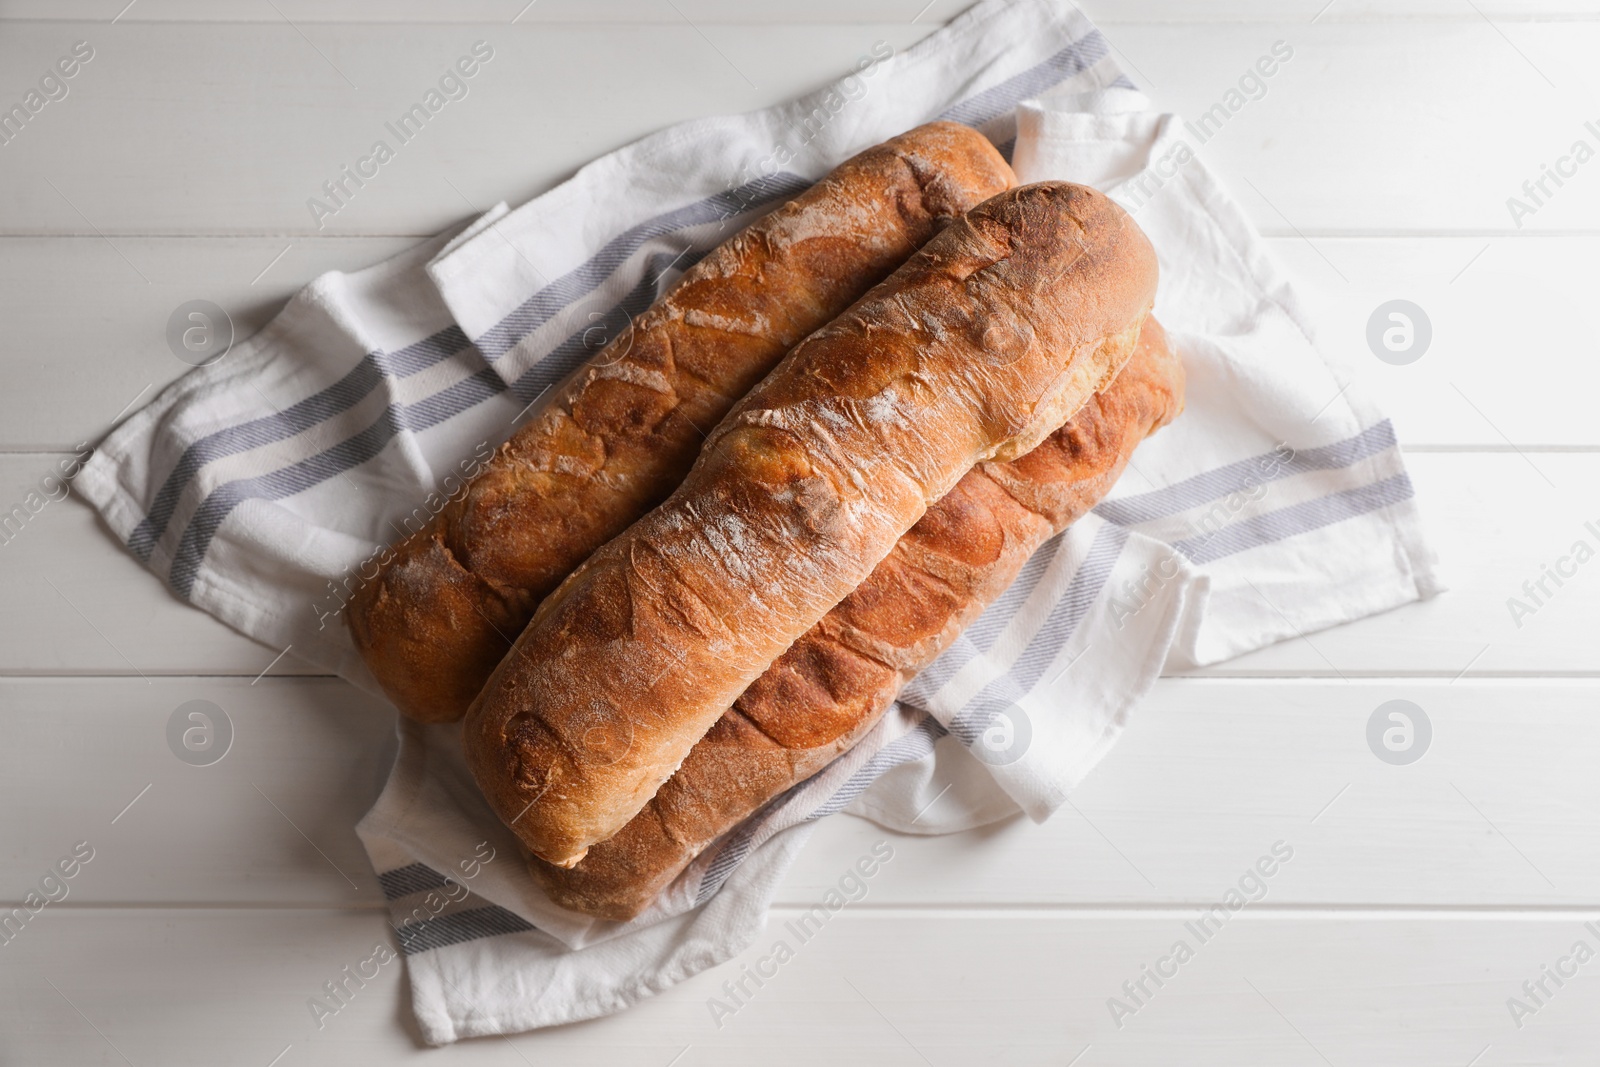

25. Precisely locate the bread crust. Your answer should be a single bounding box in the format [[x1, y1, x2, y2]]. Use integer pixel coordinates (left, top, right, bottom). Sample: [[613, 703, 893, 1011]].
[[464, 182, 1161, 868], [347, 122, 1015, 724], [529, 318, 1184, 920]]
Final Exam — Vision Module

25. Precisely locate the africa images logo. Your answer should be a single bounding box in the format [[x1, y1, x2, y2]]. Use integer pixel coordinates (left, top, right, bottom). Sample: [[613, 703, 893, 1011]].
[[306, 41, 495, 229]]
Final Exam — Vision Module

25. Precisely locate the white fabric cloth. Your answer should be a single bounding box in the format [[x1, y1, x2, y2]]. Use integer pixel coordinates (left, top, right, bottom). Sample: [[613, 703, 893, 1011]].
[[73, 0, 1440, 1044]]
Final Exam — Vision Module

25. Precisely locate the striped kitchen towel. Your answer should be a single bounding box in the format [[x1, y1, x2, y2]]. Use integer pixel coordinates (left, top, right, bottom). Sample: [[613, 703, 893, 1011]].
[[74, 0, 1440, 1043]]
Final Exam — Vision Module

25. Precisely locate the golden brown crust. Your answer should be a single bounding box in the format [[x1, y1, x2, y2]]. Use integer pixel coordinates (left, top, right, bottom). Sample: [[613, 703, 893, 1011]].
[[347, 122, 1016, 724], [528, 317, 1184, 920], [464, 182, 1162, 868]]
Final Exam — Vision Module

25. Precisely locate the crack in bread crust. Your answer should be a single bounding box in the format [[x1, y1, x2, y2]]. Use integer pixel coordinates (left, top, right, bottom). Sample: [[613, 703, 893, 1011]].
[[466, 182, 1163, 869], [348, 122, 1017, 725], [530, 316, 1184, 921]]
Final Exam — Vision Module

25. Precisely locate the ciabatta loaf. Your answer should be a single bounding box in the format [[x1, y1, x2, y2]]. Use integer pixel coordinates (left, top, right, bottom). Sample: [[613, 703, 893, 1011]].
[[347, 122, 1014, 723], [532, 318, 1184, 919], [465, 181, 1160, 867]]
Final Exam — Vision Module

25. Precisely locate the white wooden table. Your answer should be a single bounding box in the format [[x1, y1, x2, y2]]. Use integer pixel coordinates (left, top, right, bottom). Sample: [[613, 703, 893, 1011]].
[[2, 1, 1598, 1063]]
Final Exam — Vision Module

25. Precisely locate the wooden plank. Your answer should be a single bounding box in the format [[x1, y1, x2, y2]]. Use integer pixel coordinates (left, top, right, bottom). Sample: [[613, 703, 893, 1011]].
[[6, 676, 1600, 908], [5, 906, 1598, 1064], [791, 677, 1600, 907], [0, 678, 393, 906], [1270, 236, 1600, 448], [1, 10, 1593, 1066], [1186, 451, 1600, 679], [0, 236, 418, 452], [4, 235, 1596, 451], [1, 452, 1592, 677], [0, 451, 328, 677], [0, 22, 939, 236], [1, 0, 1595, 23], [1122, 22, 1600, 235], [1, 22, 1597, 236]]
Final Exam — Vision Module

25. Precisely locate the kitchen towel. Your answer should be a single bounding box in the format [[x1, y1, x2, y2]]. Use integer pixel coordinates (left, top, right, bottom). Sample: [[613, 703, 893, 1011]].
[[73, 0, 1440, 1043]]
